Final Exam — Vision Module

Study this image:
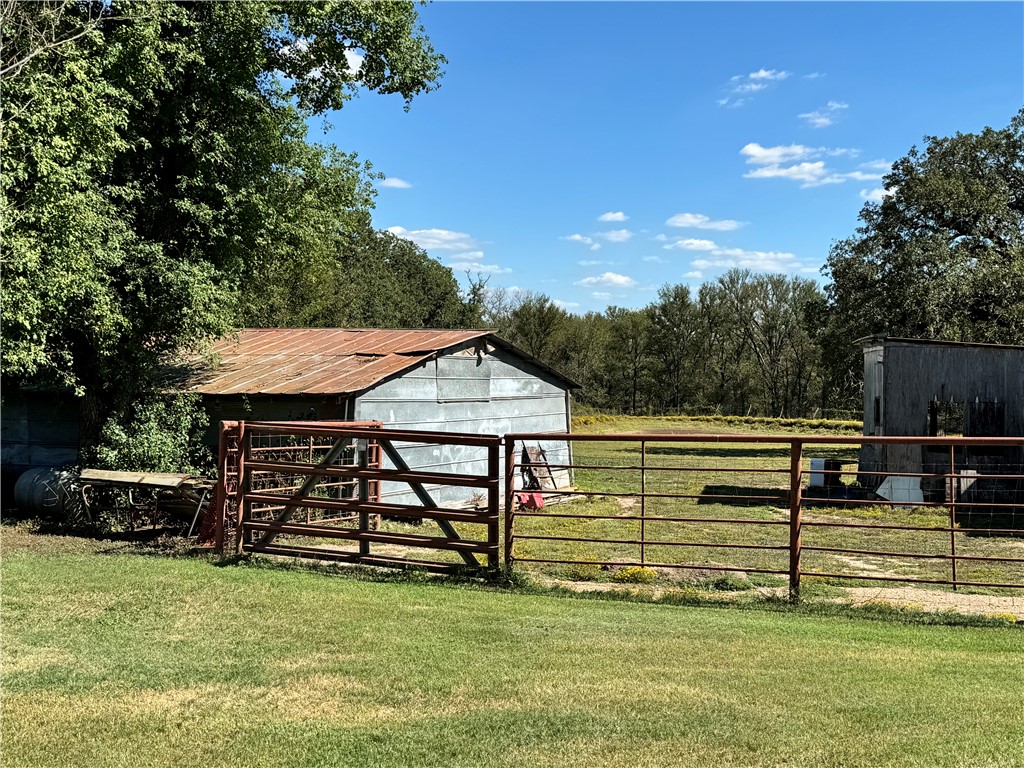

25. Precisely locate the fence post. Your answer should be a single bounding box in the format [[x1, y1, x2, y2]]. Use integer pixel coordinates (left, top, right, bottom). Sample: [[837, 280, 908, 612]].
[[640, 439, 646, 565], [504, 435, 516, 567], [487, 442, 500, 570], [214, 421, 230, 555], [234, 423, 250, 557], [788, 440, 803, 601], [949, 443, 958, 591], [357, 438, 370, 557]]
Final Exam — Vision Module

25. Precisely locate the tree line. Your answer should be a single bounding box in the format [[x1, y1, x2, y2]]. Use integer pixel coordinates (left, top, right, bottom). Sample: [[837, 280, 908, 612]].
[[485, 272, 842, 419]]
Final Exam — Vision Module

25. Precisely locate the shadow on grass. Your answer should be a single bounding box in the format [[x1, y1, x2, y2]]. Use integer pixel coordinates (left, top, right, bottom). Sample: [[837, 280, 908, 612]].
[[696, 485, 788, 506], [628, 445, 860, 461]]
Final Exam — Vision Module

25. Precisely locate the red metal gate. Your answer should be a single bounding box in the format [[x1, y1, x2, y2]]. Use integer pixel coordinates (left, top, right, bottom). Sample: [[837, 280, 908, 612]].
[[214, 421, 501, 573]]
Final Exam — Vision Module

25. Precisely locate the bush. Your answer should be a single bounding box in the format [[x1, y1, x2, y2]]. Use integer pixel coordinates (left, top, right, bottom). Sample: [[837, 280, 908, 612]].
[[565, 562, 602, 581], [96, 393, 212, 475], [613, 566, 658, 584]]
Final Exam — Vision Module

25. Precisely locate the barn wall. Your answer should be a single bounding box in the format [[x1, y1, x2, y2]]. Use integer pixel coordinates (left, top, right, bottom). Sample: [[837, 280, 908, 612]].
[[861, 342, 1024, 484], [1, 391, 81, 496], [354, 344, 571, 506], [858, 345, 886, 483], [882, 344, 1024, 436]]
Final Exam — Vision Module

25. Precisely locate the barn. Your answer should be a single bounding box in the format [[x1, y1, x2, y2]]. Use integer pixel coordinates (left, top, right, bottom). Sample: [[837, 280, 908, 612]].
[[857, 335, 1024, 502], [185, 328, 578, 505]]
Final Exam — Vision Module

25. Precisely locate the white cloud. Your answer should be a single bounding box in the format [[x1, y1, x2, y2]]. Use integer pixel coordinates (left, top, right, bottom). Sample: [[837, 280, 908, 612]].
[[734, 82, 768, 94], [577, 259, 607, 266], [741, 143, 816, 165], [798, 100, 848, 128], [740, 143, 869, 188], [663, 237, 718, 251], [553, 299, 580, 310], [380, 177, 412, 189], [744, 161, 845, 187], [860, 159, 892, 171], [598, 228, 634, 243], [859, 187, 894, 202], [665, 213, 743, 231], [652, 234, 669, 242], [563, 233, 602, 251], [447, 252, 509, 274], [741, 142, 858, 166], [719, 68, 790, 106], [684, 271, 703, 280], [803, 72, 826, 79], [598, 211, 629, 222], [748, 68, 790, 81], [387, 226, 476, 251], [576, 272, 638, 288], [643, 256, 668, 264], [692, 247, 805, 273], [344, 50, 364, 74], [592, 291, 612, 299], [844, 170, 884, 181]]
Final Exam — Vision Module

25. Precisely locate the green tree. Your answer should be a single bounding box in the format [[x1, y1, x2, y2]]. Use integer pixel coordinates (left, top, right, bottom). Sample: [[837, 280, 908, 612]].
[[647, 284, 699, 411], [601, 307, 651, 414], [828, 110, 1024, 343], [1, 1, 446, 457], [823, 109, 1024, 403]]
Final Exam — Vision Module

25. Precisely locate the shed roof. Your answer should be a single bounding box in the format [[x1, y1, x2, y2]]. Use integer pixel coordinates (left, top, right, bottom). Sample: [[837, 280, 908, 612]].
[[184, 328, 578, 396], [856, 334, 1024, 351]]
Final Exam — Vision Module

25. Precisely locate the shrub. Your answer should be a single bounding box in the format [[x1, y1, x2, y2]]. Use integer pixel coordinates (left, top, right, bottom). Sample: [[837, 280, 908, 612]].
[[565, 562, 602, 581], [613, 566, 658, 584]]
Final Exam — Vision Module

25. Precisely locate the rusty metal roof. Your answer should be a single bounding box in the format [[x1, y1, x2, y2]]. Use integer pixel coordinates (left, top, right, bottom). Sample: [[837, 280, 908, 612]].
[[183, 328, 578, 396]]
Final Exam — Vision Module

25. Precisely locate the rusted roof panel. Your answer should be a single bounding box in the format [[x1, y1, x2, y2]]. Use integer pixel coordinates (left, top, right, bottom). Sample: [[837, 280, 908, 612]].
[[187, 328, 489, 396]]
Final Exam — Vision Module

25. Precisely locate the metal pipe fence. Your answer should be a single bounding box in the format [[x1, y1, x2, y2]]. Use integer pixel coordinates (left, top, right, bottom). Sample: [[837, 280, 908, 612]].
[[504, 432, 1024, 598]]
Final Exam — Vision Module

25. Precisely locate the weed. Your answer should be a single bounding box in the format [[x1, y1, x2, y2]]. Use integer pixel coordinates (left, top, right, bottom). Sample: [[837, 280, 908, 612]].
[[613, 565, 659, 584]]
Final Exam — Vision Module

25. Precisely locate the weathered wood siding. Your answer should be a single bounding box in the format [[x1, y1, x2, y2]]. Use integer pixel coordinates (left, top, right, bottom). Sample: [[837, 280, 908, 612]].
[[354, 342, 571, 506], [860, 341, 1024, 484], [881, 344, 1024, 436]]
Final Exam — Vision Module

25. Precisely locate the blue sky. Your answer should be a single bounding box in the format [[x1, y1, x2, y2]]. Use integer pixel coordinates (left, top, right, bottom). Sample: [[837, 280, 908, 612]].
[[325, 1, 1023, 313]]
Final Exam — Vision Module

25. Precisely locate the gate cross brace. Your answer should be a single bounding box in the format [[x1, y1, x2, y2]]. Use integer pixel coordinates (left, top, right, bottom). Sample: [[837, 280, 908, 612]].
[[256, 436, 353, 548], [378, 439, 481, 569]]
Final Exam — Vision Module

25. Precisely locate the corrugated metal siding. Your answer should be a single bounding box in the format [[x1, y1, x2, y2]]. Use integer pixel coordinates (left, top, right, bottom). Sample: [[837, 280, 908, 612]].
[[355, 345, 571, 506]]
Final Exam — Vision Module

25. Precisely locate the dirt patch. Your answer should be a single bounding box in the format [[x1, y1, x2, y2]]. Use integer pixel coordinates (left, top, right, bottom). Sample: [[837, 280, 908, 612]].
[[841, 587, 1023, 618], [616, 497, 636, 513]]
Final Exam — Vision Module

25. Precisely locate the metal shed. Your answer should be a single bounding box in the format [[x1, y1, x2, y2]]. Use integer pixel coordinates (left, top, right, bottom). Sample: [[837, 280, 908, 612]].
[[858, 335, 1024, 491], [187, 328, 579, 505]]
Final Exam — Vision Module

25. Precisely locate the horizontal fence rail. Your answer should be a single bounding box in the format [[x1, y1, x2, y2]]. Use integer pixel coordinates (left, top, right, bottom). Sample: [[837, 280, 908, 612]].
[[504, 432, 1024, 598]]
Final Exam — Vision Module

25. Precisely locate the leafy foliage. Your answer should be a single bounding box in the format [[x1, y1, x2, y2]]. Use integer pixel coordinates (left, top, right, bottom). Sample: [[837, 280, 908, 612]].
[[822, 109, 1024, 398], [1, 0, 460, 466], [95, 393, 211, 475]]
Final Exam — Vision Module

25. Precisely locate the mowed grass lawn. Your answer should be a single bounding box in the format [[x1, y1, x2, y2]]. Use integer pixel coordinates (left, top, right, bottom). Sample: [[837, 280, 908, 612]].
[[3, 528, 1023, 768]]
